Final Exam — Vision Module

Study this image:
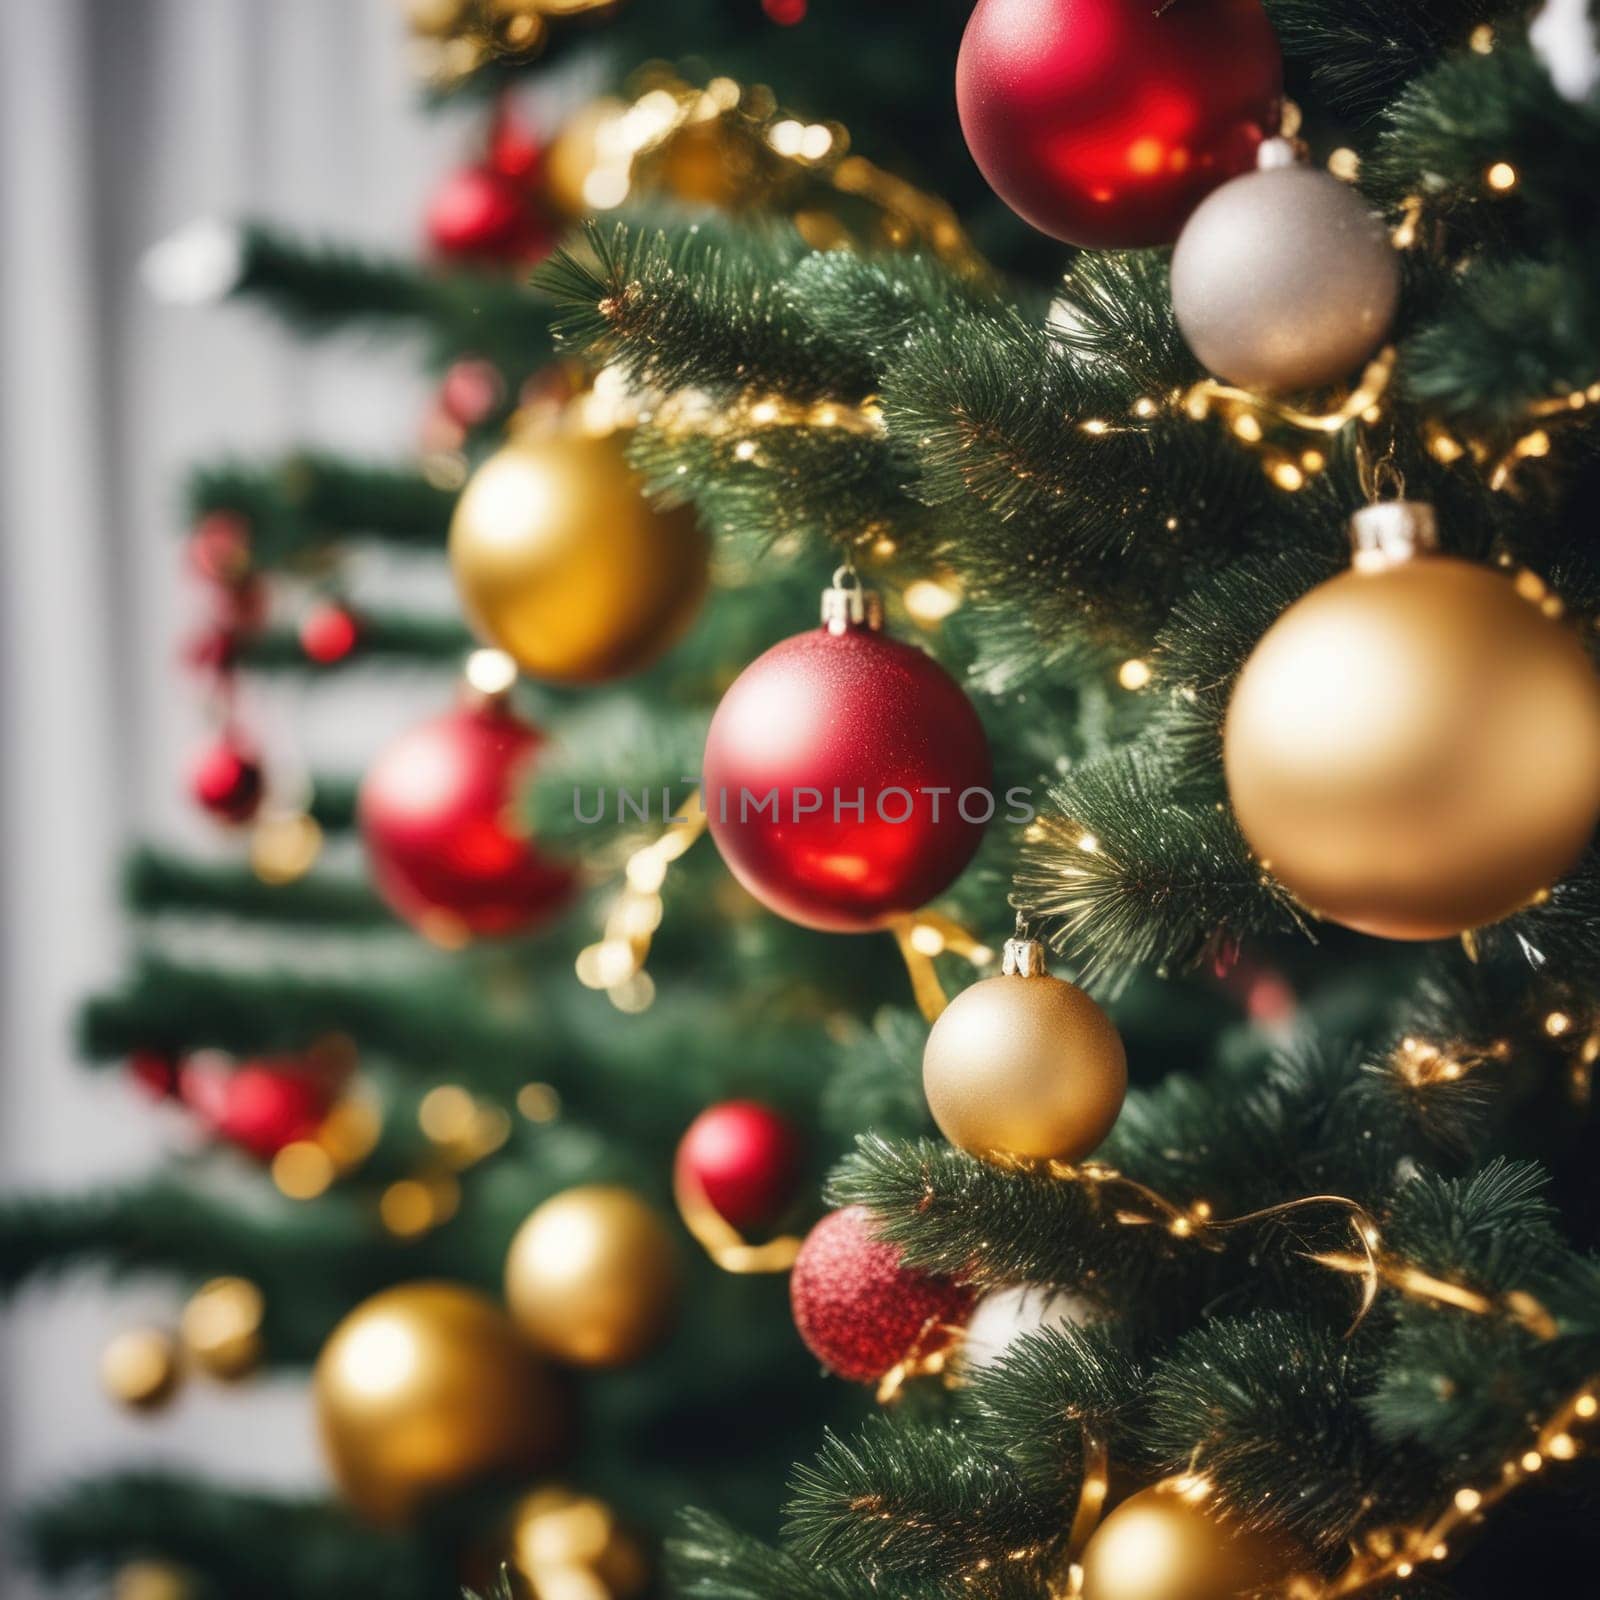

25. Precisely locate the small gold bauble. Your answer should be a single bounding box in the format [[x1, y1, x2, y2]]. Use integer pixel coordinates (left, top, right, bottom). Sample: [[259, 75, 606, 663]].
[[1225, 507, 1600, 940], [179, 1276, 265, 1381], [488, 1485, 652, 1600], [505, 1185, 679, 1367], [313, 1282, 567, 1523], [101, 1327, 181, 1412], [451, 431, 708, 685], [922, 940, 1126, 1164], [1079, 1479, 1295, 1600], [114, 1561, 193, 1600]]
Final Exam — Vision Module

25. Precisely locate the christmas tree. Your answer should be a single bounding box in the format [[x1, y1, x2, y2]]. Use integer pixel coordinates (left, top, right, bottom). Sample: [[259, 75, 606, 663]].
[[10, 1, 1600, 1598]]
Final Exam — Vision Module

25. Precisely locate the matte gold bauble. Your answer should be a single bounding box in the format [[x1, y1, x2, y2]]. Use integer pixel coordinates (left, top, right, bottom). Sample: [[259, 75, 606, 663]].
[[505, 1185, 679, 1367], [1079, 1479, 1296, 1600], [313, 1282, 566, 1523], [1225, 502, 1600, 940], [922, 938, 1126, 1164], [451, 430, 707, 685], [101, 1327, 180, 1411], [179, 1276, 264, 1380], [487, 1485, 652, 1600]]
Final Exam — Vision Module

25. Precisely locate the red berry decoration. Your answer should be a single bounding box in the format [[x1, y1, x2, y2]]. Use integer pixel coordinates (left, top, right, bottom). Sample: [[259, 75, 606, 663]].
[[127, 1051, 180, 1101], [956, 0, 1282, 249], [426, 163, 549, 263], [790, 1205, 973, 1384], [190, 735, 265, 824], [359, 691, 575, 943], [300, 602, 360, 665], [702, 574, 991, 933], [676, 1101, 804, 1232]]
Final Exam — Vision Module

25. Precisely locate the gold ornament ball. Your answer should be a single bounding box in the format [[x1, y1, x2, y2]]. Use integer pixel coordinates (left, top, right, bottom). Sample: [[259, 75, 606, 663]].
[[1080, 1479, 1296, 1600], [1225, 506, 1600, 940], [922, 941, 1126, 1165], [505, 1185, 679, 1367], [450, 431, 708, 685], [114, 1562, 194, 1600], [490, 1485, 652, 1600], [101, 1327, 181, 1412], [180, 1276, 265, 1381], [314, 1282, 567, 1523]]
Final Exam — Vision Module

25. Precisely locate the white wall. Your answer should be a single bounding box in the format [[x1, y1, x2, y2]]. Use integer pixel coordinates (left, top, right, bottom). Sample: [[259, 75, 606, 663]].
[[0, 2, 481, 1589]]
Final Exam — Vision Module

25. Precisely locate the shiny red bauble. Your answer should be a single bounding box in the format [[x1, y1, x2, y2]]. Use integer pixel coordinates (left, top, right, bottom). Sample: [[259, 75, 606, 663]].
[[790, 1205, 973, 1384], [300, 602, 360, 665], [425, 163, 549, 262], [178, 1054, 331, 1159], [190, 736, 265, 824], [675, 1101, 804, 1232], [956, 0, 1282, 248], [702, 616, 991, 932], [359, 698, 575, 943]]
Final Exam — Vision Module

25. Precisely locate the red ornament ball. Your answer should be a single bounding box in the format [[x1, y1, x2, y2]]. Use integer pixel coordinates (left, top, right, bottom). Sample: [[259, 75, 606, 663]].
[[359, 697, 575, 943], [956, 0, 1282, 248], [300, 602, 360, 665], [676, 1101, 804, 1232], [426, 163, 549, 262], [790, 1205, 973, 1384], [179, 1054, 331, 1159], [188, 510, 252, 585], [702, 607, 991, 932], [439, 358, 506, 430], [190, 736, 265, 824]]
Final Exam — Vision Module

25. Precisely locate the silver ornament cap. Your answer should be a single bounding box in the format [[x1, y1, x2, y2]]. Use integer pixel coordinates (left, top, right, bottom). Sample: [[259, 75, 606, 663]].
[[1171, 143, 1400, 395]]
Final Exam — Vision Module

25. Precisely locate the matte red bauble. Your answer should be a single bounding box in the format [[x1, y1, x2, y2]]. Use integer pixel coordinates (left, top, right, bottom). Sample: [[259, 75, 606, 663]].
[[956, 0, 1282, 248], [790, 1205, 973, 1384], [702, 577, 991, 932], [426, 164, 549, 262], [300, 602, 360, 665], [359, 696, 575, 943], [675, 1101, 804, 1232], [190, 736, 264, 824]]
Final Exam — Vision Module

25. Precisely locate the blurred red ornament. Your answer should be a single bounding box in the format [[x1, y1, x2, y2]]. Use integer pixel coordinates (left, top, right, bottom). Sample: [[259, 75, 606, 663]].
[[487, 106, 542, 183], [190, 736, 265, 824], [359, 696, 575, 943], [210, 574, 269, 638], [179, 1054, 331, 1159], [439, 359, 506, 430], [702, 581, 991, 932], [790, 1205, 972, 1384], [300, 602, 360, 665], [188, 510, 252, 585], [127, 1051, 180, 1101], [763, 0, 807, 22], [676, 1101, 804, 1232], [426, 163, 550, 263], [184, 625, 241, 677], [956, 0, 1282, 248]]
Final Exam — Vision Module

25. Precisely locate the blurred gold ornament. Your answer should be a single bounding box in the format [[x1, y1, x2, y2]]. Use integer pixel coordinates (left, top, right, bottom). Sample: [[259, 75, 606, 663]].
[[487, 1485, 651, 1600], [1079, 1477, 1298, 1600], [505, 1185, 679, 1366], [921, 937, 1126, 1163], [180, 1276, 264, 1380], [314, 1282, 567, 1523], [405, 0, 470, 36], [1225, 501, 1600, 940], [250, 809, 324, 885], [101, 1327, 180, 1411], [451, 429, 708, 685], [114, 1562, 193, 1600]]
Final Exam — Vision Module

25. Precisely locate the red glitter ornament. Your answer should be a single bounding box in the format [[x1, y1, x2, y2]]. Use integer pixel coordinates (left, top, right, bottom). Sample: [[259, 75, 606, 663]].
[[425, 163, 549, 263], [676, 1101, 804, 1232], [790, 1205, 972, 1384], [359, 693, 575, 943], [300, 602, 360, 665], [956, 0, 1282, 248], [702, 575, 991, 932], [190, 735, 265, 824]]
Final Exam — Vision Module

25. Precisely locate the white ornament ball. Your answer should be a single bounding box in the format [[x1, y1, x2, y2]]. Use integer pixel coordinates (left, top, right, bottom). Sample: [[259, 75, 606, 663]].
[[1171, 143, 1400, 395], [958, 1283, 1097, 1372]]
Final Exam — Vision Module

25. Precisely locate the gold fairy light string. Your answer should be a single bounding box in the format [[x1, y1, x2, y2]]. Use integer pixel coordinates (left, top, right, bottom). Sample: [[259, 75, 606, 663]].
[[574, 788, 707, 1013]]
